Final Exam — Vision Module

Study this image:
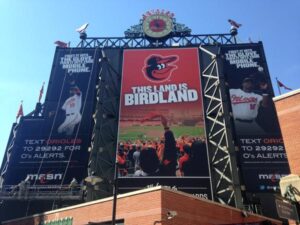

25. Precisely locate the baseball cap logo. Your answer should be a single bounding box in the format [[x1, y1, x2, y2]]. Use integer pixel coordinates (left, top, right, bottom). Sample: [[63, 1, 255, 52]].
[[143, 54, 178, 83]]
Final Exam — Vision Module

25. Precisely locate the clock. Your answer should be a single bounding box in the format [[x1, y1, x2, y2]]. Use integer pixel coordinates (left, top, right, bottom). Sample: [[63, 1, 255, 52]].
[[143, 14, 173, 38]]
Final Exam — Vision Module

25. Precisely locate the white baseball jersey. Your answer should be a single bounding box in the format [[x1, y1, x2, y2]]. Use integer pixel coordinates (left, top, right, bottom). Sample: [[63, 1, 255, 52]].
[[62, 94, 82, 114], [229, 89, 263, 120], [58, 93, 82, 135]]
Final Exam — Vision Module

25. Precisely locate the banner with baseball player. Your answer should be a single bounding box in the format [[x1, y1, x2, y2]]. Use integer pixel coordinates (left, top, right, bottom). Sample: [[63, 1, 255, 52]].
[[222, 44, 290, 192], [3, 48, 100, 186], [117, 48, 213, 199]]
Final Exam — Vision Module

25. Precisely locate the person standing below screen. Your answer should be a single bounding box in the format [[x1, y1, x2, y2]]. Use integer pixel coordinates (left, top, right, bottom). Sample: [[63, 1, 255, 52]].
[[58, 86, 82, 135], [140, 113, 177, 176], [133, 145, 141, 172], [160, 116, 177, 176], [179, 144, 190, 176], [134, 147, 161, 176], [229, 77, 268, 135], [182, 140, 208, 176]]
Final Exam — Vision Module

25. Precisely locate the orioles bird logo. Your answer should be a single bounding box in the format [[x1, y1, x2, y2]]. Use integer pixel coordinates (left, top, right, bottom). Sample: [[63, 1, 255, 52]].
[[143, 55, 178, 82]]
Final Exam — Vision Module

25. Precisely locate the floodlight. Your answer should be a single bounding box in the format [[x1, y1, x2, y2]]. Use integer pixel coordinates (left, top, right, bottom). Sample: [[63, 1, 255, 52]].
[[76, 23, 89, 40], [76, 23, 89, 33]]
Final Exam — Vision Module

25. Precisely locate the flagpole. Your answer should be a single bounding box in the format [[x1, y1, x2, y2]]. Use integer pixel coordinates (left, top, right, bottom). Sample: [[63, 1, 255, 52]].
[[276, 77, 282, 95], [38, 82, 45, 103], [16, 100, 23, 123]]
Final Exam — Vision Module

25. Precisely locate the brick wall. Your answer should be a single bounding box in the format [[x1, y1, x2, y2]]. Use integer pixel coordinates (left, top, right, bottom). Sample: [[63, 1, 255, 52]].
[[161, 190, 279, 225], [3, 189, 162, 225], [3, 187, 281, 225], [274, 91, 300, 174]]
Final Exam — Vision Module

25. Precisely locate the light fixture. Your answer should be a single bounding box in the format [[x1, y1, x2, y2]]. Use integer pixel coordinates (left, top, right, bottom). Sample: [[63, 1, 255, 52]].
[[76, 23, 89, 40], [230, 26, 238, 36], [167, 211, 177, 220], [76, 23, 89, 33]]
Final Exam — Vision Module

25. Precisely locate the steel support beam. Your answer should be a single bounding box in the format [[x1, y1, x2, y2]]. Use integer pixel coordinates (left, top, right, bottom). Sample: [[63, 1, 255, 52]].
[[77, 34, 236, 48], [200, 45, 243, 208]]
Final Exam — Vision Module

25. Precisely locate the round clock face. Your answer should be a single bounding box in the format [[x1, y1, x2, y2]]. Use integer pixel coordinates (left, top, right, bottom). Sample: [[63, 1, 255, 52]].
[[143, 14, 173, 38]]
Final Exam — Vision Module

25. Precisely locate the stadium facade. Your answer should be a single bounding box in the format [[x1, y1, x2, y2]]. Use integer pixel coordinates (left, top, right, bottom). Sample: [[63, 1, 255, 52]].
[[0, 10, 290, 223]]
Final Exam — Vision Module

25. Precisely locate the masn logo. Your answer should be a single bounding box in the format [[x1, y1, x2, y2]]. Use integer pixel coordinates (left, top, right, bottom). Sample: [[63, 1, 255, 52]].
[[258, 174, 287, 183], [27, 173, 63, 184]]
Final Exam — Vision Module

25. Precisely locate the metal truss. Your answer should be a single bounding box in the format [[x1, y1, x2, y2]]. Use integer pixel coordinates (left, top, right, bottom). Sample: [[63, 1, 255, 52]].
[[76, 34, 236, 48], [88, 50, 121, 200], [0, 123, 19, 186], [200, 46, 243, 208]]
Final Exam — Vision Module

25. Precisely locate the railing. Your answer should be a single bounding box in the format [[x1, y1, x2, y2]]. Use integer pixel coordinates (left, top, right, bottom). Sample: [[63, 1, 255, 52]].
[[0, 185, 83, 201], [244, 204, 263, 215]]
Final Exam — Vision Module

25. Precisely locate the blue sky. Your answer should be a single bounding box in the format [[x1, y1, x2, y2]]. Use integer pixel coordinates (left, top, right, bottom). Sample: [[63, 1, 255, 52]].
[[0, 0, 299, 163]]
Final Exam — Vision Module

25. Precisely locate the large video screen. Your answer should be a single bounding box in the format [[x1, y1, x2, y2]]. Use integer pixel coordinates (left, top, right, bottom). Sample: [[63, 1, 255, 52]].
[[117, 48, 213, 199], [222, 44, 290, 192], [3, 48, 100, 186]]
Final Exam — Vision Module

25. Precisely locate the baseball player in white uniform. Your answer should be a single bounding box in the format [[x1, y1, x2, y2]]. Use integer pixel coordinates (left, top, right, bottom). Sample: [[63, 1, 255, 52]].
[[58, 86, 82, 135], [230, 77, 268, 135]]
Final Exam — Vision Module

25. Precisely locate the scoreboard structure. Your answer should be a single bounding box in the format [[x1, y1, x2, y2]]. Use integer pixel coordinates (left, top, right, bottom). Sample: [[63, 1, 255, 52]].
[[0, 10, 290, 221]]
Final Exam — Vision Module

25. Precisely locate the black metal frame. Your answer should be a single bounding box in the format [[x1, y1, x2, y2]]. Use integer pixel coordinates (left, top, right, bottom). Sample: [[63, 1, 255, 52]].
[[85, 34, 241, 208], [88, 49, 121, 199], [199, 45, 243, 208], [77, 34, 236, 48], [0, 34, 239, 208]]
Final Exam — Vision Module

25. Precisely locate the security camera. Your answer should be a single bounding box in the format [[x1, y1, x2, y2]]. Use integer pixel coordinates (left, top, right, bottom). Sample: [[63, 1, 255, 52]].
[[167, 211, 177, 220]]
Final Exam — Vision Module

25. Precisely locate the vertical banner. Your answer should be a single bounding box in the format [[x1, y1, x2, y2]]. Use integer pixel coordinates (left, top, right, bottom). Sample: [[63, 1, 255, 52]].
[[222, 44, 290, 192], [3, 48, 100, 186], [118, 48, 212, 199]]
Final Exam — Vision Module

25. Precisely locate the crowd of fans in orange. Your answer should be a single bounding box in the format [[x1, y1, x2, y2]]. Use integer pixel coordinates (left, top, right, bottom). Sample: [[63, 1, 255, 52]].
[[117, 134, 208, 177], [117, 113, 209, 177]]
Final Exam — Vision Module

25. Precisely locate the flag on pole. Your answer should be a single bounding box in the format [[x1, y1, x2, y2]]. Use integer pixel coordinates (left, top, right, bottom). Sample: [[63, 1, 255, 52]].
[[228, 19, 242, 28], [277, 79, 292, 91], [38, 82, 45, 103], [54, 40, 68, 48], [16, 101, 24, 121]]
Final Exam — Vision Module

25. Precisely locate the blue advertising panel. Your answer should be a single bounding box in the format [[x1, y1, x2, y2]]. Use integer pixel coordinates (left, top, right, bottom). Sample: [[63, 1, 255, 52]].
[[3, 48, 100, 186], [221, 43, 290, 192]]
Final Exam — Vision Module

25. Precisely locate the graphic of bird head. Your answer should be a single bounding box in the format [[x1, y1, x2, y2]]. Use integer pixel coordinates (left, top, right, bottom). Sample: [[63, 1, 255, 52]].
[[143, 55, 178, 82]]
